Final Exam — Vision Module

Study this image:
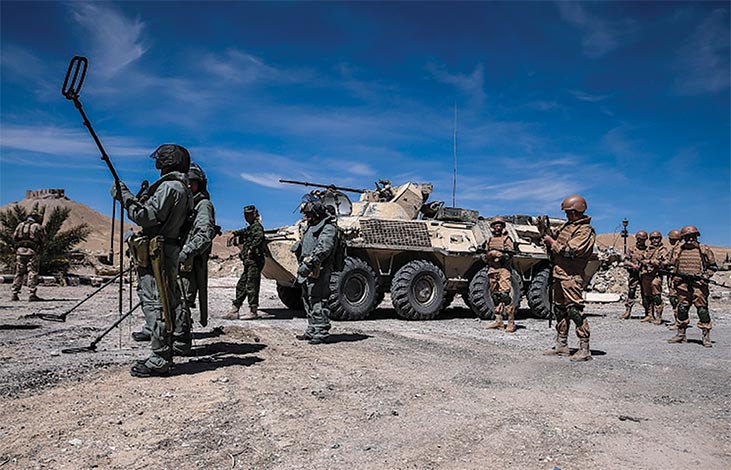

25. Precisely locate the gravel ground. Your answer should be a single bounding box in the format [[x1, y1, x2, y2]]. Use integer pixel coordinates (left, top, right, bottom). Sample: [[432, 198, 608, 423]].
[[0, 276, 729, 469]]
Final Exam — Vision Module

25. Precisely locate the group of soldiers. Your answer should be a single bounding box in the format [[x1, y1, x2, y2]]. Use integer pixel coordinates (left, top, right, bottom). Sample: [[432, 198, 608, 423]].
[[9, 153, 719, 372], [622, 227, 717, 347]]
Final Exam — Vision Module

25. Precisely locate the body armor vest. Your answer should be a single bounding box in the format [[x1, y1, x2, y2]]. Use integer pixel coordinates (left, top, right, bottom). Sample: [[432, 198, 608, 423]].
[[486, 235, 512, 269], [15, 221, 40, 249], [676, 246, 704, 275], [555, 222, 592, 259]]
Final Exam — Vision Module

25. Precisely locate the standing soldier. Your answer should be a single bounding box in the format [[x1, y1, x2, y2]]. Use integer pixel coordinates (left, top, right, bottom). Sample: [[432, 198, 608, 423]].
[[11, 211, 44, 301], [177, 163, 217, 355], [225, 205, 265, 320], [665, 229, 682, 329], [542, 195, 596, 362], [483, 217, 516, 332], [640, 231, 668, 325], [620, 231, 648, 320], [293, 199, 338, 344], [667, 226, 717, 347], [111, 144, 193, 377]]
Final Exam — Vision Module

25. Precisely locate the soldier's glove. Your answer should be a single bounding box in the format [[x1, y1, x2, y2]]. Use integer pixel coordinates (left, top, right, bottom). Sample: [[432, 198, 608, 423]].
[[110, 181, 134, 207], [297, 262, 311, 279], [178, 250, 190, 266]]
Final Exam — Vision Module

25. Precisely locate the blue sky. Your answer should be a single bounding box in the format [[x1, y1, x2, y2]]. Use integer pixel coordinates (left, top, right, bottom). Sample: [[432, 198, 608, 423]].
[[1, 1, 729, 245]]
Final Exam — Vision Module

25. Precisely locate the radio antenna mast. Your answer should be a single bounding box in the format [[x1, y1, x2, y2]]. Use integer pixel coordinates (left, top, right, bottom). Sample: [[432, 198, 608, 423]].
[[452, 101, 457, 207]]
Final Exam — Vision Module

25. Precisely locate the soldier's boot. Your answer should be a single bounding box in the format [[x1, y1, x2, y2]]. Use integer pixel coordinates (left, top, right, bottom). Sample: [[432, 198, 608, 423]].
[[619, 304, 632, 320], [10, 293, 19, 301], [28, 293, 43, 302], [504, 305, 516, 333], [640, 308, 653, 322], [667, 325, 687, 344], [570, 338, 593, 362], [222, 304, 240, 320], [701, 329, 712, 348], [240, 306, 260, 320], [667, 313, 678, 330], [652, 303, 664, 325], [485, 312, 504, 329], [543, 334, 570, 356]]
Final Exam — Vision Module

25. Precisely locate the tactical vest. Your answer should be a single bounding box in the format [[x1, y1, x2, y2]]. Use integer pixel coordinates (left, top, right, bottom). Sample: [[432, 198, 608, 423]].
[[15, 221, 40, 249], [641, 245, 666, 274], [555, 220, 594, 260], [676, 246, 704, 275], [486, 235, 512, 268]]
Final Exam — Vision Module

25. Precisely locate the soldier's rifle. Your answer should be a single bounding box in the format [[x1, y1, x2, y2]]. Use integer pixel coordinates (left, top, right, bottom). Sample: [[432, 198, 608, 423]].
[[62, 56, 125, 327], [658, 269, 730, 289], [279, 179, 366, 194]]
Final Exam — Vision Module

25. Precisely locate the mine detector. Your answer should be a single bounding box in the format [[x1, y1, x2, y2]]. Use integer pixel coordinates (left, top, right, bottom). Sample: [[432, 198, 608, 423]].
[[263, 180, 601, 321]]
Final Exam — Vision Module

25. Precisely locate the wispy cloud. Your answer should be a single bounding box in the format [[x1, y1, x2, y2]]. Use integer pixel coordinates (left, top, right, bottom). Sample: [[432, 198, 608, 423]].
[[569, 89, 612, 102], [240, 172, 284, 189], [427, 63, 486, 107], [672, 9, 730, 95], [556, 1, 636, 58], [68, 2, 148, 78], [203, 49, 314, 86]]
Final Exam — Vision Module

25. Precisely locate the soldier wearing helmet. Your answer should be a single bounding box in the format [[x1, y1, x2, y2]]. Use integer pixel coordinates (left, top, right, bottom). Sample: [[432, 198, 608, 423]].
[[11, 210, 45, 301], [225, 205, 265, 320], [665, 229, 682, 329], [620, 231, 649, 320], [291, 195, 339, 344], [542, 194, 596, 362], [110, 144, 193, 377], [667, 225, 718, 347], [482, 216, 517, 332], [172, 163, 218, 353], [637, 231, 668, 325]]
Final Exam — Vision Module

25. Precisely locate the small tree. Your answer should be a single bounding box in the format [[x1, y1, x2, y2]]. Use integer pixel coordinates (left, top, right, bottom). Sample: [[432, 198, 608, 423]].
[[0, 203, 91, 274]]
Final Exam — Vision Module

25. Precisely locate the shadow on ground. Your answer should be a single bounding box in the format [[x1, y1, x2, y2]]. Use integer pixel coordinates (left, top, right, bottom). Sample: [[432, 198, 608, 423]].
[[172, 355, 265, 375]]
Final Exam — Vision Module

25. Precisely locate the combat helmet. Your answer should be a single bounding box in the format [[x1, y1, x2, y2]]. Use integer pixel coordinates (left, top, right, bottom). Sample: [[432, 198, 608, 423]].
[[649, 231, 662, 239], [636, 231, 648, 241], [187, 162, 207, 188], [489, 216, 506, 226], [680, 225, 700, 238], [150, 144, 190, 173], [560, 194, 587, 213], [668, 229, 682, 241]]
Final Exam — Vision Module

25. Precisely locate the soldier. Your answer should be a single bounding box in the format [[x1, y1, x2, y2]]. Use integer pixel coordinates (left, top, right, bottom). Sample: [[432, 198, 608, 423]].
[[665, 229, 682, 329], [542, 194, 596, 362], [11, 211, 44, 301], [293, 199, 338, 344], [225, 205, 265, 320], [667, 226, 717, 347], [111, 144, 193, 377], [619, 231, 648, 320], [177, 163, 217, 354], [639, 231, 668, 325], [483, 216, 517, 332]]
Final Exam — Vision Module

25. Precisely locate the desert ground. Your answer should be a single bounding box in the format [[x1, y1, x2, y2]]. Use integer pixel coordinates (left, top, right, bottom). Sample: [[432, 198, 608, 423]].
[[0, 274, 729, 470]]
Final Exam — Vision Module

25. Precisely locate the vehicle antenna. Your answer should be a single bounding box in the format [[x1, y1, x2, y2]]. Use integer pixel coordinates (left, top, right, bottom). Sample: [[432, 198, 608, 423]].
[[453, 101, 457, 208]]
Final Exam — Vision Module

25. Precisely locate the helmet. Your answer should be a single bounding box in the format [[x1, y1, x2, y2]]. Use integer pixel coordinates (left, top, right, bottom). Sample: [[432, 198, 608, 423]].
[[668, 229, 682, 241], [649, 231, 662, 239], [187, 162, 207, 187], [636, 231, 648, 240], [560, 194, 587, 213], [300, 194, 327, 219], [489, 216, 506, 226], [681, 225, 700, 237], [150, 144, 190, 173], [243, 204, 257, 215]]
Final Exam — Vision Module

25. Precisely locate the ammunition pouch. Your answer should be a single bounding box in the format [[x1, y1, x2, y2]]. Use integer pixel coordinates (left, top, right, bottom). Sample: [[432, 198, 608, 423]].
[[127, 235, 150, 268]]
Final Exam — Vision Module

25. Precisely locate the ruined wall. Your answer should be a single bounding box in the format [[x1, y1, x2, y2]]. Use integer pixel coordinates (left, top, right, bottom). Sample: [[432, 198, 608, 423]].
[[25, 189, 67, 200]]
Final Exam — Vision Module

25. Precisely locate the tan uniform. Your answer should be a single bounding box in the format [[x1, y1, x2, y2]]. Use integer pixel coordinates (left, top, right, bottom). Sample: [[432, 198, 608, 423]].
[[666, 243, 680, 326], [623, 245, 646, 312], [670, 243, 716, 330], [12, 219, 43, 299], [548, 216, 595, 339], [485, 234, 515, 294], [640, 245, 667, 297]]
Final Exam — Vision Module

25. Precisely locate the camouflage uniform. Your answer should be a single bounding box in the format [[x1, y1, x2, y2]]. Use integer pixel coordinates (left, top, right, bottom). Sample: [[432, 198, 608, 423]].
[[112, 144, 193, 376], [621, 243, 646, 319], [296, 211, 338, 343], [483, 229, 516, 331], [178, 188, 216, 353], [665, 230, 682, 329], [231, 210, 266, 314], [11, 216, 44, 301], [543, 195, 596, 361], [667, 226, 717, 347], [639, 238, 668, 324]]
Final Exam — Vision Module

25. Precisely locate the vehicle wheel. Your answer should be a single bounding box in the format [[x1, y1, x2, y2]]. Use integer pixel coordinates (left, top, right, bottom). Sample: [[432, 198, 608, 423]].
[[328, 257, 378, 320], [468, 267, 522, 320], [527, 266, 551, 319], [276, 283, 304, 311], [391, 260, 446, 320], [462, 292, 475, 312], [444, 292, 455, 309]]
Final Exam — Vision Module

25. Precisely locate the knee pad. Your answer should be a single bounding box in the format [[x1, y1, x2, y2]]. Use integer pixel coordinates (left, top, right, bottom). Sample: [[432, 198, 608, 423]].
[[677, 303, 690, 321], [669, 296, 678, 308], [567, 306, 584, 327], [652, 295, 662, 306], [491, 293, 502, 306], [697, 306, 711, 324]]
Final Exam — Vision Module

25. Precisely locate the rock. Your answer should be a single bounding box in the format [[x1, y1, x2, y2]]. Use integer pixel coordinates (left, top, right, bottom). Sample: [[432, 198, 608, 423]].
[[68, 438, 83, 446]]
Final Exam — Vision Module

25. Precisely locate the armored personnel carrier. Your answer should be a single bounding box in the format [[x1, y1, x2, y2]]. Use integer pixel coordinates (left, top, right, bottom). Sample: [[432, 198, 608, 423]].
[[263, 180, 600, 321]]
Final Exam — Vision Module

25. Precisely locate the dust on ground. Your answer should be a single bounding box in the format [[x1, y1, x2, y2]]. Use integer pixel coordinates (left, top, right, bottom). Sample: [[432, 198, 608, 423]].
[[0, 276, 730, 469]]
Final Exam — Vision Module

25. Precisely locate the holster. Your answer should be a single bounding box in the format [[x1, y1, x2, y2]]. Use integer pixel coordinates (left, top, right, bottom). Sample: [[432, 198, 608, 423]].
[[148, 236, 174, 334], [127, 235, 150, 268]]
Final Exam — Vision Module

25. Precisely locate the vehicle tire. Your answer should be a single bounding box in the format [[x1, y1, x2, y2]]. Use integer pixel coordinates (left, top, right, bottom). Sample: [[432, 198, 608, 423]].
[[444, 292, 455, 309], [276, 283, 304, 311], [527, 266, 551, 319], [391, 260, 447, 320], [468, 267, 522, 320], [328, 257, 378, 320], [462, 292, 475, 313]]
